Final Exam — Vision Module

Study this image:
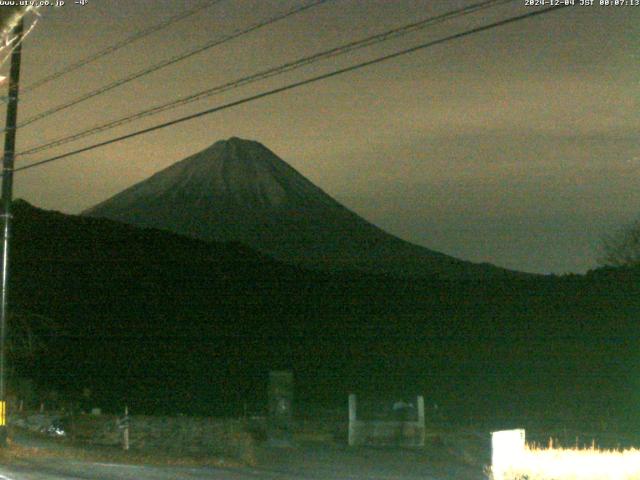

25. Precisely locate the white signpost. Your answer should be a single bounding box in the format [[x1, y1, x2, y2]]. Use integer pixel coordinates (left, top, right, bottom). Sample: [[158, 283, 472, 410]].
[[491, 428, 526, 480]]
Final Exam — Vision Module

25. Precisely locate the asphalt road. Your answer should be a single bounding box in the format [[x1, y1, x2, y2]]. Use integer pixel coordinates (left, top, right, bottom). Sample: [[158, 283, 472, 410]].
[[0, 461, 482, 480], [0, 442, 487, 480], [0, 459, 270, 480], [2, 428, 489, 479]]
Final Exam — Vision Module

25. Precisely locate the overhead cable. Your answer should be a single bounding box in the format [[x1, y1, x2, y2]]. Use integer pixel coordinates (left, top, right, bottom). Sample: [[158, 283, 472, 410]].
[[14, 5, 569, 174], [22, 0, 225, 94], [17, 0, 332, 128], [18, 0, 513, 157]]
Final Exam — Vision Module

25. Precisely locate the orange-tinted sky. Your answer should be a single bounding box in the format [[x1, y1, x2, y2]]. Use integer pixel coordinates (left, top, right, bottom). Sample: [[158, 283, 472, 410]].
[[4, 0, 639, 274]]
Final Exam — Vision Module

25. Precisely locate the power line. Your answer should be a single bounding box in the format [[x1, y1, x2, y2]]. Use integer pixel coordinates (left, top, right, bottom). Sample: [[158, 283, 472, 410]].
[[14, 5, 569, 175], [16, 0, 332, 129], [18, 0, 514, 157], [22, 0, 224, 94]]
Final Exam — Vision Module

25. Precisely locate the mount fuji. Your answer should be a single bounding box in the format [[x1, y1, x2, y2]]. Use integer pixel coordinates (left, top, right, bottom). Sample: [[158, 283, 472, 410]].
[[84, 137, 514, 279]]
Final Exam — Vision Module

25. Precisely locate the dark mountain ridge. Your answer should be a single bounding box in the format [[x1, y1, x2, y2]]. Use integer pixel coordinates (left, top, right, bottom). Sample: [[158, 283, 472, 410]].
[[84, 137, 520, 279]]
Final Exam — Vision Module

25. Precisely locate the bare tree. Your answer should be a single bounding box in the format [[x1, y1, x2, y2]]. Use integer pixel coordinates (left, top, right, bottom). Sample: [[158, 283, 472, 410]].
[[599, 220, 640, 268]]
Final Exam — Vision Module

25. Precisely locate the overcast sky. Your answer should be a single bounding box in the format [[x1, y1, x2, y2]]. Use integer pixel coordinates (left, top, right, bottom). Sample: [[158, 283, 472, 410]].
[[3, 0, 638, 274]]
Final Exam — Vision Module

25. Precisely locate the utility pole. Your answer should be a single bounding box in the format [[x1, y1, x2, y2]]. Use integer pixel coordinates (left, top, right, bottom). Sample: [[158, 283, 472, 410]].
[[0, 18, 24, 447]]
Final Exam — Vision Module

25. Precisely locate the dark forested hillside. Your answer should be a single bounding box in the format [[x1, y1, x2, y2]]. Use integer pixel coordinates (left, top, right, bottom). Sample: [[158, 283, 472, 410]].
[[9, 201, 640, 428]]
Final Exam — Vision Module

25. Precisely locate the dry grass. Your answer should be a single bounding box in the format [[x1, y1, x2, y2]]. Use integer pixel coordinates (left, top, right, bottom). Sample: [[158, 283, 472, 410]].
[[5, 429, 252, 468], [491, 440, 640, 480]]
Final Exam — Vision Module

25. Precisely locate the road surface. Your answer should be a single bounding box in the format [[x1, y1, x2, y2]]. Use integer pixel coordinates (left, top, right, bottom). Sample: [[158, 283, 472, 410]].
[[0, 441, 487, 479], [1, 429, 489, 479]]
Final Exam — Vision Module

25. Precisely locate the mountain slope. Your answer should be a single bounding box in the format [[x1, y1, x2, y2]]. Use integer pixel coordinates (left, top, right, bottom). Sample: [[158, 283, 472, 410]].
[[9, 201, 640, 422], [84, 137, 516, 278]]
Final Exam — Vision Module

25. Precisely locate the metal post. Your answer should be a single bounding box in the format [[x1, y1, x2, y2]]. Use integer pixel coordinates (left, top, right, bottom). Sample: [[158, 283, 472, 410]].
[[416, 395, 425, 447], [0, 18, 24, 447], [267, 371, 293, 447], [123, 406, 129, 451], [348, 394, 357, 446], [416, 395, 425, 424]]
